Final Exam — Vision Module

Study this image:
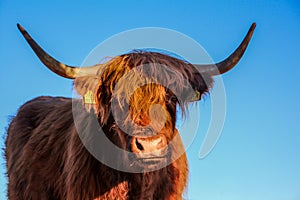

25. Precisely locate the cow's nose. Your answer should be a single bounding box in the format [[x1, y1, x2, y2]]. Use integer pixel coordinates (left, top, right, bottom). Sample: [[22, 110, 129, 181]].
[[131, 134, 167, 154]]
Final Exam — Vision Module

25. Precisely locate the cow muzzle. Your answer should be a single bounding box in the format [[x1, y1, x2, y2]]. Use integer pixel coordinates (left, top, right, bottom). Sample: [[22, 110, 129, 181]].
[[129, 134, 168, 168]]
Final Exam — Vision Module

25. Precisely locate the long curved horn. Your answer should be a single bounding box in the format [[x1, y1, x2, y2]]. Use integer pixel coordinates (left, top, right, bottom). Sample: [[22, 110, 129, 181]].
[[194, 23, 256, 75], [17, 24, 99, 79]]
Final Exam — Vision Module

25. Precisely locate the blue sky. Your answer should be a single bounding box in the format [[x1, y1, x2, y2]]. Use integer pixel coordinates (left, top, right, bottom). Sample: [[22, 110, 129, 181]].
[[1, 1, 300, 199]]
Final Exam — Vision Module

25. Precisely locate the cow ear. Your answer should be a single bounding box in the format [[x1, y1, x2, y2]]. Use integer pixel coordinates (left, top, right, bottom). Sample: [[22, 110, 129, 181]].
[[73, 75, 101, 113]]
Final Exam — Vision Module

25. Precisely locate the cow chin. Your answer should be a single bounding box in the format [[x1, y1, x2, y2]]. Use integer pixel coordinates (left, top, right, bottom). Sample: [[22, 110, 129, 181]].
[[128, 148, 170, 171]]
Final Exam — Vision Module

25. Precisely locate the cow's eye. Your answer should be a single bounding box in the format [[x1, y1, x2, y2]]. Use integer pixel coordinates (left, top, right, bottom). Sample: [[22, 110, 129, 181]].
[[170, 95, 177, 103]]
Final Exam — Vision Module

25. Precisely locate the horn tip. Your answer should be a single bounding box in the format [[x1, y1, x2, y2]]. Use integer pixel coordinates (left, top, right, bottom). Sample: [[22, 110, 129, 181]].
[[251, 22, 256, 30], [17, 23, 25, 32]]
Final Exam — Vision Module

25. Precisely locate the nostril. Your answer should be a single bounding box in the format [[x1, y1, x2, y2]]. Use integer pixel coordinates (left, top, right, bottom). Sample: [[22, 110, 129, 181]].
[[157, 137, 164, 148], [158, 136, 167, 149], [135, 139, 144, 151]]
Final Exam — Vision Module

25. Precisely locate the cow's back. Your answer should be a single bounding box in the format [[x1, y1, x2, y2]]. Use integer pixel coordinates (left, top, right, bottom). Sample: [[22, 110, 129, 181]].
[[5, 96, 74, 199]]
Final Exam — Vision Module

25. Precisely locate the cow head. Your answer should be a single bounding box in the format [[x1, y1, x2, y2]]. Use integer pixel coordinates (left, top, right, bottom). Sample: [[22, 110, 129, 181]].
[[17, 23, 255, 171]]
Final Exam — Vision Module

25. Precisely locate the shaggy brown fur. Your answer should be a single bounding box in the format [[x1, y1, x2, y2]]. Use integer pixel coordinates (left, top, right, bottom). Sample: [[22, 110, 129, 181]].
[[6, 51, 213, 199]]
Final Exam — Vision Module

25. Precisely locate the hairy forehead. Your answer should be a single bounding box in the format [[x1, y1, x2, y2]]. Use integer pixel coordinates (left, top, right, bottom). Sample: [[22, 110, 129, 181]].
[[100, 51, 209, 92]]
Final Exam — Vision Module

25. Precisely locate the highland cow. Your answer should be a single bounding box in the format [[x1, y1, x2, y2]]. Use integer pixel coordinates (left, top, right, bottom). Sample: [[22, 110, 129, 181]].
[[5, 23, 255, 199]]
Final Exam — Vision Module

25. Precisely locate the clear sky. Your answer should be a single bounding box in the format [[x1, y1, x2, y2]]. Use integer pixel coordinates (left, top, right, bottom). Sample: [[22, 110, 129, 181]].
[[1, 1, 300, 199]]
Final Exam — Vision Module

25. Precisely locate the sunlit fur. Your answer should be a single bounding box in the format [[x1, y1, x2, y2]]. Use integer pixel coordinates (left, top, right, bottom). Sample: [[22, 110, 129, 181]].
[[6, 51, 213, 199]]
